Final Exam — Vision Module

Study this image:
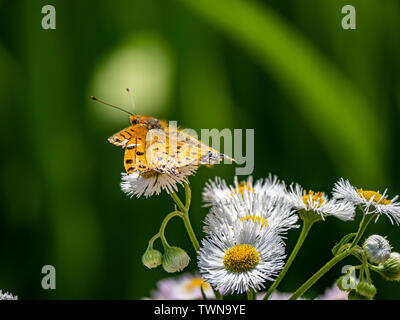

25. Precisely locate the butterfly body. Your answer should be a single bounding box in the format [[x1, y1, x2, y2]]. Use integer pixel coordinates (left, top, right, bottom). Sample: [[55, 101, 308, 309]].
[[108, 115, 227, 176]]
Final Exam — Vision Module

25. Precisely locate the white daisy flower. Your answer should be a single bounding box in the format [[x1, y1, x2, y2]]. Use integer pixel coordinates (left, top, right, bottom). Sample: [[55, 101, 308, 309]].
[[150, 273, 215, 300], [332, 178, 400, 225], [202, 174, 289, 207], [197, 220, 286, 295], [0, 290, 18, 300], [120, 165, 197, 198], [288, 183, 355, 222], [203, 191, 298, 237]]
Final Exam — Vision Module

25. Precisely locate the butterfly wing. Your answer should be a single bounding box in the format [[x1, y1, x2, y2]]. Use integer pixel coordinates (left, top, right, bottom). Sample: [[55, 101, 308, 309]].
[[123, 125, 152, 174], [166, 128, 226, 167], [108, 125, 138, 147], [143, 128, 182, 175], [142, 127, 204, 175], [110, 117, 230, 176]]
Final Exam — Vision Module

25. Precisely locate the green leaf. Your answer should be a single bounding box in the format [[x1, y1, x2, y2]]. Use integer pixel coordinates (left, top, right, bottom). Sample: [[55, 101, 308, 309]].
[[332, 233, 357, 256]]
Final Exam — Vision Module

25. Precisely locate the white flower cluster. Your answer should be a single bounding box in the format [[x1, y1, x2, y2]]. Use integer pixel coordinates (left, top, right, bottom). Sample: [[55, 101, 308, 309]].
[[198, 175, 296, 294], [129, 166, 400, 298], [197, 174, 400, 296], [0, 290, 18, 300], [333, 178, 400, 225]]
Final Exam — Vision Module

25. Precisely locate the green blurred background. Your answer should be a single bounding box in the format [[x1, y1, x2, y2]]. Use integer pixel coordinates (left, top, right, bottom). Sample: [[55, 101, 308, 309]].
[[1, 0, 399, 299]]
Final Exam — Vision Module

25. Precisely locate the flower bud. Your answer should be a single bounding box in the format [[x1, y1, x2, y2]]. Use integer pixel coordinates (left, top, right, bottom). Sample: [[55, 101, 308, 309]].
[[142, 247, 163, 269], [348, 290, 371, 300], [162, 246, 190, 273], [363, 235, 391, 264], [376, 252, 400, 281], [356, 281, 376, 299]]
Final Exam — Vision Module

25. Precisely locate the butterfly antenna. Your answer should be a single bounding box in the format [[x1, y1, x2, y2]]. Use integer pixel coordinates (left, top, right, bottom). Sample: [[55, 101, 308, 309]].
[[91, 96, 133, 115], [126, 88, 136, 115]]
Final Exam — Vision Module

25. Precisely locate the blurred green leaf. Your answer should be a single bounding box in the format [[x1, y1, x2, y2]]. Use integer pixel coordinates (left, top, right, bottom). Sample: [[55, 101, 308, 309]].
[[178, 0, 388, 183]]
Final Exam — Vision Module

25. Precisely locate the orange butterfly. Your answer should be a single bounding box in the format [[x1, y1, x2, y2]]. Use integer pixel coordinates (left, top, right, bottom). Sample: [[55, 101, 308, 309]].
[[92, 96, 229, 176]]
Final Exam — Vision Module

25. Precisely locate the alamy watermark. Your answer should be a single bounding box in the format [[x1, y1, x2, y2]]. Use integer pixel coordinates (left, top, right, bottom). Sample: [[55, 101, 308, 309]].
[[142, 121, 255, 176], [338, 265, 357, 290], [41, 5, 56, 30], [341, 5, 356, 30], [41, 265, 56, 290]]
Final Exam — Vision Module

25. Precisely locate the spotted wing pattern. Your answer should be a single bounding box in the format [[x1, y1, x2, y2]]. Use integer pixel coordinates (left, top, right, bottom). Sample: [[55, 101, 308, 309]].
[[108, 126, 137, 147], [109, 118, 227, 175], [123, 126, 150, 174], [168, 128, 225, 165]]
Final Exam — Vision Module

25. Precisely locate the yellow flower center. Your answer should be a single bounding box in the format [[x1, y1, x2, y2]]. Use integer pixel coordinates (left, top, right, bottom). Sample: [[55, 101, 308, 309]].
[[357, 189, 392, 205], [223, 244, 260, 273], [302, 190, 325, 208], [184, 278, 211, 293], [231, 181, 254, 197], [239, 215, 268, 228]]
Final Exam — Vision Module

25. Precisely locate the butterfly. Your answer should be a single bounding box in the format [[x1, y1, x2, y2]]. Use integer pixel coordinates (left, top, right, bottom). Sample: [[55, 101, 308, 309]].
[[107, 113, 229, 176]]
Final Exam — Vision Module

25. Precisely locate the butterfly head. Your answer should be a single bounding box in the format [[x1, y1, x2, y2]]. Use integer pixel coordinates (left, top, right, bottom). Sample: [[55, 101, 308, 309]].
[[129, 115, 164, 130], [129, 115, 140, 125]]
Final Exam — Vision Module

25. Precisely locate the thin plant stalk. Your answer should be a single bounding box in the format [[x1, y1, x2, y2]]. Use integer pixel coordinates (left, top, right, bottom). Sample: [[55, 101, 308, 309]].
[[289, 213, 375, 300], [247, 289, 256, 300], [168, 183, 222, 300], [263, 220, 314, 300], [159, 211, 183, 249]]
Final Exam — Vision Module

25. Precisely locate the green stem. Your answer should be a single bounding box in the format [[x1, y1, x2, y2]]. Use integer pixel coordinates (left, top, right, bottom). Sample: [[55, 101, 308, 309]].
[[362, 253, 372, 283], [159, 211, 182, 249], [349, 214, 375, 249], [181, 182, 199, 250], [263, 220, 314, 300], [168, 183, 223, 300], [148, 232, 160, 249], [181, 214, 200, 251], [368, 264, 382, 273], [289, 213, 376, 300], [289, 250, 350, 300], [184, 178, 191, 210], [169, 187, 199, 250], [348, 245, 364, 262], [247, 289, 256, 300], [359, 258, 365, 282], [349, 215, 366, 248], [169, 191, 186, 213]]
